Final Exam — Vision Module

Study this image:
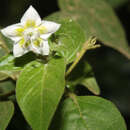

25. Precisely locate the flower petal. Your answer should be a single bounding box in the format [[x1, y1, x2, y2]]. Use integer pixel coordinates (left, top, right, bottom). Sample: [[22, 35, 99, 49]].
[[30, 40, 41, 54], [40, 20, 61, 39], [40, 33, 52, 40], [21, 5, 41, 26], [13, 43, 29, 57], [30, 45, 41, 54], [10, 37, 21, 43], [41, 20, 61, 33], [1, 23, 22, 42], [41, 40, 50, 55], [31, 40, 49, 55]]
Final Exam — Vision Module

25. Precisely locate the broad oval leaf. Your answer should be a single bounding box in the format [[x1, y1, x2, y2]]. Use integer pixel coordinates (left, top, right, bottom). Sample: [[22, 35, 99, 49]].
[[0, 101, 14, 130], [16, 57, 66, 130], [58, 0, 130, 58], [45, 18, 86, 64], [49, 95, 126, 130]]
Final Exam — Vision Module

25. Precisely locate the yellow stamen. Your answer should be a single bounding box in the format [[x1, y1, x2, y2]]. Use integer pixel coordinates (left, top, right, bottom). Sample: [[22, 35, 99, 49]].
[[19, 38, 25, 47], [19, 38, 31, 48], [37, 26, 47, 34], [33, 38, 42, 47], [15, 28, 24, 36], [33, 40, 39, 47], [25, 41, 31, 47], [24, 20, 36, 28], [38, 38, 43, 42]]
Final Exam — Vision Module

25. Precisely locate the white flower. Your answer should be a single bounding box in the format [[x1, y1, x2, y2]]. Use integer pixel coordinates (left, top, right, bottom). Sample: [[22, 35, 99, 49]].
[[1, 5, 60, 57]]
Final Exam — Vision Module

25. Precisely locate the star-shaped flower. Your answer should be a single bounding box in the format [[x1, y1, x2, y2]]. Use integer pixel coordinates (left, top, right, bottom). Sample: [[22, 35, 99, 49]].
[[1, 5, 60, 57]]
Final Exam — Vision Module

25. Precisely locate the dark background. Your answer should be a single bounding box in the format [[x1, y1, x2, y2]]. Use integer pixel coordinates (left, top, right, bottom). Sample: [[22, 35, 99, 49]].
[[0, 0, 130, 129]]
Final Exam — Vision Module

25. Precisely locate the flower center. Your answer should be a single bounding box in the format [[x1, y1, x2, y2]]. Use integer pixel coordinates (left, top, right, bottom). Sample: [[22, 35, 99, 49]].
[[24, 28, 38, 40], [16, 20, 47, 48], [19, 27, 41, 47]]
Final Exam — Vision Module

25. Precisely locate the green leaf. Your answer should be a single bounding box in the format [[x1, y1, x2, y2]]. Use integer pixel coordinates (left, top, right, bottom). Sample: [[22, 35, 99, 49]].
[[49, 95, 127, 130], [80, 77, 100, 95], [45, 18, 86, 63], [0, 52, 36, 80], [57, 0, 130, 58], [16, 57, 66, 130], [67, 60, 100, 95], [0, 54, 19, 71], [0, 54, 21, 80], [0, 101, 14, 130]]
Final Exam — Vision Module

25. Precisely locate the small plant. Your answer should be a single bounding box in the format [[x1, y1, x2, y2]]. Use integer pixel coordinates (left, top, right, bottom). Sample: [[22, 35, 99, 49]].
[[0, 0, 129, 130]]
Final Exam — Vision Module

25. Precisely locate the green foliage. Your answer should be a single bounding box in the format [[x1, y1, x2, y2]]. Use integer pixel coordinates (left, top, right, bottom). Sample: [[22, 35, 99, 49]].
[[0, 54, 21, 80], [49, 95, 127, 130], [0, 54, 21, 71], [81, 77, 100, 95], [47, 18, 86, 64], [56, 0, 130, 58], [16, 58, 66, 130], [0, 52, 37, 80], [0, 101, 14, 130], [0, 0, 128, 129], [67, 60, 100, 95]]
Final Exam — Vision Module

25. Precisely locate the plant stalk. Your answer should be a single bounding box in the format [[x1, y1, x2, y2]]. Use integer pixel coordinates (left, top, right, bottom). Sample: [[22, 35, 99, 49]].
[[65, 37, 100, 77]]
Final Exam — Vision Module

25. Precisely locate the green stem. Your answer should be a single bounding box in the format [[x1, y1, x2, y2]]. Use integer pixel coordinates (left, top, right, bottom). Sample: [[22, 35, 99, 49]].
[[65, 37, 100, 77]]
